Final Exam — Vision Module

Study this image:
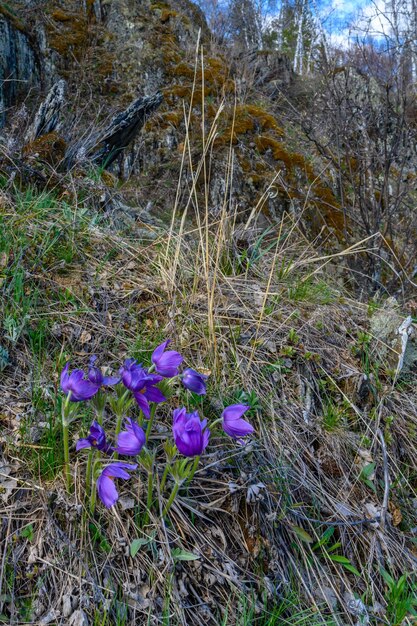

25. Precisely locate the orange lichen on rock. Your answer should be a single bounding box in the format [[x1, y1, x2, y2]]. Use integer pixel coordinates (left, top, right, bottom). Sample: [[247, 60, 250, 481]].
[[23, 132, 67, 166], [160, 8, 179, 23], [255, 136, 295, 169], [238, 105, 283, 133], [47, 9, 89, 58]]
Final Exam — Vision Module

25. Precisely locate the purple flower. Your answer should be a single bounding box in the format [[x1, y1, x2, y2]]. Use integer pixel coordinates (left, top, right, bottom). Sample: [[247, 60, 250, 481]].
[[120, 359, 166, 418], [88, 355, 120, 387], [96, 462, 137, 508], [116, 418, 146, 456], [222, 404, 254, 440], [60, 363, 99, 402], [173, 407, 210, 457], [181, 368, 208, 395], [151, 340, 183, 377], [76, 420, 114, 454]]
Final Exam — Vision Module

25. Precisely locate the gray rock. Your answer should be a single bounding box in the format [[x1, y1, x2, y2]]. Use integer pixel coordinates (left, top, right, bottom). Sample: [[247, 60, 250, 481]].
[[69, 609, 89, 626]]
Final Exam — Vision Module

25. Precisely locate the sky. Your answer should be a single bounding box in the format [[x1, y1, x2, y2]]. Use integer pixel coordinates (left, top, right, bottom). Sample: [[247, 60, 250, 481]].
[[319, 0, 395, 48]]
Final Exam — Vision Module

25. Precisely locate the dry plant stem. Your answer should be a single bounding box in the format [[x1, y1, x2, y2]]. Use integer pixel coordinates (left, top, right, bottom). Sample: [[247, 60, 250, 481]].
[[377, 426, 390, 531], [163, 482, 180, 517]]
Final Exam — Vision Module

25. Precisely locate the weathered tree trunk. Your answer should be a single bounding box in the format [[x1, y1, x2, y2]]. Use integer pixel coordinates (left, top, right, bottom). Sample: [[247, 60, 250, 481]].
[[24, 80, 66, 143], [64, 92, 163, 170]]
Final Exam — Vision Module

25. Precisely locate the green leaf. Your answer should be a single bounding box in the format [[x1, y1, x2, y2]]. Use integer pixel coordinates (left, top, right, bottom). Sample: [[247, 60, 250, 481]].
[[329, 555, 351, 564], [380, 568, 395, 588], [360, 462, 376, 479], [171, 548, 200, 561], [363, 478, 377, 493], [312, 526, 335, 550], [326, 542, 342, 553], [291, 525, 314, 544], [20, 524, 34, 541], [342, 563, 361, 577], [130, 538, 150, 557]]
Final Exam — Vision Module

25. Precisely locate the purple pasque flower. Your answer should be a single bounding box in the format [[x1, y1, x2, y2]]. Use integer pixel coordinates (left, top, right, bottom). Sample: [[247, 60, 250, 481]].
[[181, 368, 208, 395], [60, 363, 99, 402], [88, 355, 120, 387], [120, 359, 166, 418], [76, 420, 114, 454], [96, 462, 137, 508], [151, 340, 183, 377], [222, 404, 254, 440], [116, 418, 146, 456], [172, 407, 210, 457]]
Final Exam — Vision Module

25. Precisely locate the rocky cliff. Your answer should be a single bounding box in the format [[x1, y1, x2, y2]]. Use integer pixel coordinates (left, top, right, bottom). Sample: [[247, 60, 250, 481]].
[[0, 0, 347, 238]]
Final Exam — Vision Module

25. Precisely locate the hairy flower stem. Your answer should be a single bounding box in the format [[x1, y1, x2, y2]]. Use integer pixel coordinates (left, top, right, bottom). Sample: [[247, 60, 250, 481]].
[[142, 471, 154, 527], [210, 417, 222, 429], [95, 408, 104, 426], [145, 404, 157, 444], [90, 460, 100, 514], [187, 455, 200, 485], [61, 393, 72, 492], [160, 464, 170, 493], [114, 393, 129, 459], [85, 449, 94, 499], [162, 481, 180, 518]]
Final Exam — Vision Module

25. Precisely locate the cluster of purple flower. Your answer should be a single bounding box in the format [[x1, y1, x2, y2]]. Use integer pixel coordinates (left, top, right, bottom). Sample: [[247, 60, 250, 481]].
[[60, 340, 254, 509]]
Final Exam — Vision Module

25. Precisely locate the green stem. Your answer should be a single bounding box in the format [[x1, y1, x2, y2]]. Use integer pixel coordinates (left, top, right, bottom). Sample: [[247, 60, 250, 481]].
[[114, 413, 124, 460], [86, 449, 94, 499], [61, 393, 72, 492], [62, 419, 71, 492], [115, 414, 123, 437], [143, 471, 154, 527], [96, 408, 104, 426], [160, 464, 170, 493], [210, 417, 222, 429], [90, 460, 100, 514], [90, 479, 97, 515], [145, 404, 157, 444], [187, 455, 200, 485], [163, 482, 180, 518]]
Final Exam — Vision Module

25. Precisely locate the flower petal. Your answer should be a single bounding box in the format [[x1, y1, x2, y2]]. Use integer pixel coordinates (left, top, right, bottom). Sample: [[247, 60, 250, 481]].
[[151, 340, 170, 365], [144, 385, 166, 403], [117, 432, 143, 455], [222, 404, 250, 422], [103, 462, 138, 479], [102, 375, 121, 386], [97, 474, 119, 508], [60, 363, 70, 393], [76, 438, 92, 451], [133, 392, 151, 418]]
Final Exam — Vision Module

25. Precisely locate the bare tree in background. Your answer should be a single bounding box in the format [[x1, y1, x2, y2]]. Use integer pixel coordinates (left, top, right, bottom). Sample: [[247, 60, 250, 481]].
[[289, 0, 417, 291], [263, 0, 328, 73]]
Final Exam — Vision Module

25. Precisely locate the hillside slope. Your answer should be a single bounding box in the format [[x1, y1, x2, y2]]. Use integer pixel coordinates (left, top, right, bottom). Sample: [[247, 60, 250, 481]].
[[1, 1, 417, 625]]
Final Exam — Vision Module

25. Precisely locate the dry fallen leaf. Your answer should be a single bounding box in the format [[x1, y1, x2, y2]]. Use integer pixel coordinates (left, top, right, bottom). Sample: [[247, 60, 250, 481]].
[[389, 502, 403, 527], [80, 330, 92, 344]]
